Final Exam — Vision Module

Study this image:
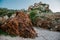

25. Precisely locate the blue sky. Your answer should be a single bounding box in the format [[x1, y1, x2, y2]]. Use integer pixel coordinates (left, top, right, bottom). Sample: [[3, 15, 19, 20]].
[[0, 0, 60, 12]]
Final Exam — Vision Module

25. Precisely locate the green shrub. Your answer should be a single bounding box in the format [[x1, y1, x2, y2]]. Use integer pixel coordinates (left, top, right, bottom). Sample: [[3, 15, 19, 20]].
[[30, 10, 37, 22], [0, 29, 8, 36]]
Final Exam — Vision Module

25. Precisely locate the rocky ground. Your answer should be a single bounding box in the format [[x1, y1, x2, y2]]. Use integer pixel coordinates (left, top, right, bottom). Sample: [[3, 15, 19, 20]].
[[0, 27, 60, 40]]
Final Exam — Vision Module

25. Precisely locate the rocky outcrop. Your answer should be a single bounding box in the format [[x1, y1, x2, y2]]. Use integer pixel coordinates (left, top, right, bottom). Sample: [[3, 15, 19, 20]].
[[28, 2, 52, 13], [35, 17, 60, 32], [0, 11, 37, 38], [29, 2, 60, 32], [35, 18, 52, 29]]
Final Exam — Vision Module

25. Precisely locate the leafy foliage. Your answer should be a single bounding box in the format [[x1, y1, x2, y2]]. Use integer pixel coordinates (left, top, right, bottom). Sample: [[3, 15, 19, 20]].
[[30, 10, 37, 22], [0, 8, 16, 17]]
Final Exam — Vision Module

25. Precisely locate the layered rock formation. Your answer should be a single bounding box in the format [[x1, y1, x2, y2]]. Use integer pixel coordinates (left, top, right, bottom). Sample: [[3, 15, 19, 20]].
[[0, 11, 37, 38], [34, 15, 60, 32]]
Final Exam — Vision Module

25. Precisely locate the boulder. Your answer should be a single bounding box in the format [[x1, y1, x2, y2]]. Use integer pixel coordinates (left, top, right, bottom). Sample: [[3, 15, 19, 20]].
[[0, 11, 37, 38]]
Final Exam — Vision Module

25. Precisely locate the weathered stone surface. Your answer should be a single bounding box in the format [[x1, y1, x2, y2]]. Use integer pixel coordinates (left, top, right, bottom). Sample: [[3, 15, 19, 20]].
[[35, 17, 60, 32], [35, 18, 52, 29], [0, 11, 37, 38]]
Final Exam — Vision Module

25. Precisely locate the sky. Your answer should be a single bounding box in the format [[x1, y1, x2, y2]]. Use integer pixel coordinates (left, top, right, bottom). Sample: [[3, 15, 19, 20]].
[[0, 0, 60, 12]]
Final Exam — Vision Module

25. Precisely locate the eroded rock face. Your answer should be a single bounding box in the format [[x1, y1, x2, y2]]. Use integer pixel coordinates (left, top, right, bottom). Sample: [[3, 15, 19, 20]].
[[0, 11, 37, 38], [36, 19, 52, 29], [35, 17, 60, 32], [50, 24, 60, 32]]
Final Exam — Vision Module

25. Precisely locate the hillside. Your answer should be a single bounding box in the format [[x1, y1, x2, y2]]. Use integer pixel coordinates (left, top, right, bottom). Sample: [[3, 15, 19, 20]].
[[0, 2, 60, 39]]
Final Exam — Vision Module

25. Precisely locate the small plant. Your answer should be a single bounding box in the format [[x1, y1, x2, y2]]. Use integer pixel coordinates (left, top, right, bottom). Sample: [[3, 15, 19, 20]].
[[0, 29, 8, 36], [30, 10, 37, 22]]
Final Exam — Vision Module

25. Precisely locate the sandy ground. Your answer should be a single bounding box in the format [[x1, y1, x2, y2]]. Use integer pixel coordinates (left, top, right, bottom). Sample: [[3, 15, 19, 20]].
[[0, 27, 60, 40]]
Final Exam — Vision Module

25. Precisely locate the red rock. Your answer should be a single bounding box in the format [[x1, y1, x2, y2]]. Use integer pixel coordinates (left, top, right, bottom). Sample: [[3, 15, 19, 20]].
[[0, 11, 37, 38]]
